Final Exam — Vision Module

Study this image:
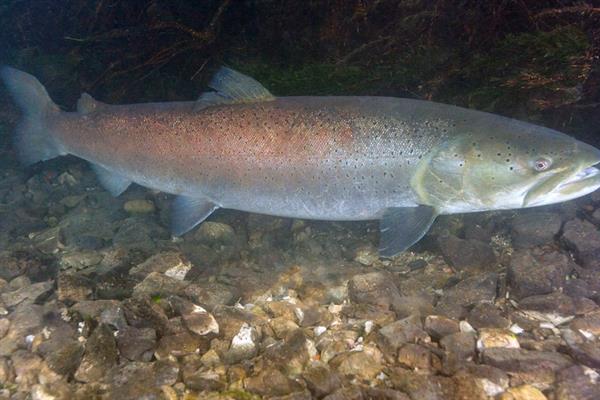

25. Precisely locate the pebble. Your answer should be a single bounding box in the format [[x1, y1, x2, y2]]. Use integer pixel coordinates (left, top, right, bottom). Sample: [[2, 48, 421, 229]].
[[116, 326, 157, 361], [437, 234, 497, 271], [302, 362, 342, 398], [194, 221, 236, 244], [132, 271, 189, 299], [378, 315, 429, 353], [226, 322, 259, 363], [510, 212, 562, 248], [507, 249, 570, 299], [555, 365, 600, 400], [328, 346, 383, 379], [435, 273, 498, 319], [129, 251, 192, 281], [123, 199, 155, 214], [562, 218, 600, 269], [348, 271, 402, 310], [482, 347, 572, 388], [74, 324, 118, 383], [477, 329, 520, 350], [1, 281, 53, 309], [424, 315, 460, 340], [467, 303, 510, 329], [499, 384, 547, 400], [518, 291, 576, 325]]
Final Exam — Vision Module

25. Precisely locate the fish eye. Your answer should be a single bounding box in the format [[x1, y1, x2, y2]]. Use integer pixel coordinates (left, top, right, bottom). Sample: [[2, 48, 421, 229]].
[[533, 158, 551, 172]]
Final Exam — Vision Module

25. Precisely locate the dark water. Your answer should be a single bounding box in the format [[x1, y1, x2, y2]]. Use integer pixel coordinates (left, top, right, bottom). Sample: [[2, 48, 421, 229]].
[[0, 1, 599, 399]]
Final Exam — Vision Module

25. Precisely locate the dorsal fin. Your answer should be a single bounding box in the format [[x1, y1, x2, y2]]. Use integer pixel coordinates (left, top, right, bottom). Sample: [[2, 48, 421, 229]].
[[196, 67, 275, 109], [77, 93, 104, 114]]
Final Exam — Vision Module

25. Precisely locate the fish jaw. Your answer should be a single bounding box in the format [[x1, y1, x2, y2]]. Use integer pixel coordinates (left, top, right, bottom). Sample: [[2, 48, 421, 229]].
[[523, 142, 600, 208]]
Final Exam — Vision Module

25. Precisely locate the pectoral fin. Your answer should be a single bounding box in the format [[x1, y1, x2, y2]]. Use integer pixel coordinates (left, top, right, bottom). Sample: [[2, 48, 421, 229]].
[[378, 205, 437, 257], [171, 195, 219, 236], [91, 164, 132, 196]]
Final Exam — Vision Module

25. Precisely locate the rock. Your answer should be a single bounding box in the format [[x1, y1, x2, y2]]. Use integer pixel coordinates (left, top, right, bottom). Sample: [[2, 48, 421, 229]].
[[564, 278, 600, 300], [477, 329, 520, 350], [424, 315, 460, 340], [71, 300, 128, 330], [225, 322, 259, 363], [184, 281, 236, 308], [183, 368, 226, 392], [353, 245, 379, 266], [0, 356, 13, 384], [562, 218, 600, 269], [0, 319, 8, 339], [518, 292, 576, 325], [129, 251, 192, 281], [11, 350, 42, 386], [123, 199, 155, 214], [452, 374, 491, 400], [1, 281, 53, 308], [264, 329, 314, 376], [59, 208, 115, 249], [348, 272, 402, 310], [155, 331, 207, 359], [378, 315, 430, 354], [179, 303, 219, 336], [455, 364, 509, 397], [74, 324, 118, 382], [58, 250, 103, 270], [302, 362, 342, 398], [511, 212, 562, 248], [9, 276, 30, 290], [440, 332, 476, 373], [555, 365, 600, 400], [500, 384, 547, 400], [194, 221, 236, 244], [116, 326, 157, 361], [0, 304, 44, 356], [561, 328, 600, 368], [437, 234, 497, 271], [270, 316, 300, 339], [328, 347, 383, 379], [40, 336, 84, 377], [482, 348, 572, 389], [122, 297, 171, 335], [389, 368, 455, 400], [56, 272, 93, 303], [467, 303, 510, 329], [435, 273, 498, 319], [570, 310, 600, 336], [397, 343, 435, 370], [30, 226, 65, 254], [244, 367, 304, 397], [106, 361, 178, 399], [392, 295, 434, 318], [508, 249, 571, 299], [0, 252, 30, 281], [113, 218, 163, 252], [132, 271, 189, 299]]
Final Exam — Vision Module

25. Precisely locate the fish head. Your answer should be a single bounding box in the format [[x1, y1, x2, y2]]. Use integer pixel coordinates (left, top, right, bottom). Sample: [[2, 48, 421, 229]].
[[412, 118, 600, 213]]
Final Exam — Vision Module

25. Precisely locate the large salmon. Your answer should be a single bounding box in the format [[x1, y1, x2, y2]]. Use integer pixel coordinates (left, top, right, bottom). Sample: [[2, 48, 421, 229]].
[[3, 66, 600, 256]]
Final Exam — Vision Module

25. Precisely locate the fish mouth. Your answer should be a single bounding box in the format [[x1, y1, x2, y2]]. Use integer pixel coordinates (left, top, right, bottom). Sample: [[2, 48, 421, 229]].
[[557, 164, 600, 191], [524, 162, 600, 207]]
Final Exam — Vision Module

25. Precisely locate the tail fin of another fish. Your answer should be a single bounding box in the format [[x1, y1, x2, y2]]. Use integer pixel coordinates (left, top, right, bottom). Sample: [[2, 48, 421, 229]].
[[1, 66, 64, 165]]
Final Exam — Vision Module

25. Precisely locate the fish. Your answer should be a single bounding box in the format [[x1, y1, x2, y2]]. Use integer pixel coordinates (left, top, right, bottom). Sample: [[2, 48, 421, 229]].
[[2, 66, 600, 257]]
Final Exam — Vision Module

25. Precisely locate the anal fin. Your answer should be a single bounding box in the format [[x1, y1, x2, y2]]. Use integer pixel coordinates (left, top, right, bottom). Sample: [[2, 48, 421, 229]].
[[378, 205, 437, 258], [171, 195, 219, 236], [91, 164, 132, 196]]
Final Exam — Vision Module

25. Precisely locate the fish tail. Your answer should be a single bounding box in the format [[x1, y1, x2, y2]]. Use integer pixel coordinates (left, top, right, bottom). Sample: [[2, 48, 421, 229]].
[[1, 66, 64, 165]]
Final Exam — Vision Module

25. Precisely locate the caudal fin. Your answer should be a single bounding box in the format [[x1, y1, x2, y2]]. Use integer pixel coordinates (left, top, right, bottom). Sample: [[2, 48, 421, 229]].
[[1, 66, 63, 165]]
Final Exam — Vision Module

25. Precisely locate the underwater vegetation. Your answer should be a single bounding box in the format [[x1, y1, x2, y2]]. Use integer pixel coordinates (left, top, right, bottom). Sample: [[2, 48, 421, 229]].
[[0, 1, 599, 399]]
